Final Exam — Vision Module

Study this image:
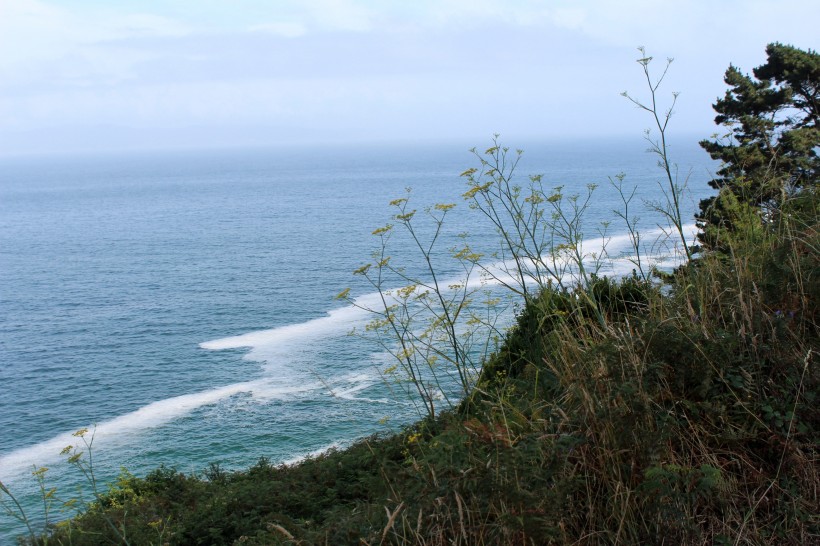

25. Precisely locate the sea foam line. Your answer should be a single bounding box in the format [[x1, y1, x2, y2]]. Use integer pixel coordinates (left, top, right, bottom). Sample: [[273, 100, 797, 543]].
[[1, 298, 379, 481], [0, 380, 267, 482], [200, 297, 376, 362], [202, 223, 697, 373], [201, 223, 696, 362]]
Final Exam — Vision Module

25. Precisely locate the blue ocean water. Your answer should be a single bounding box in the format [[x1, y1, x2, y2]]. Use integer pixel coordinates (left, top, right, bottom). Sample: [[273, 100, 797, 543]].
[[0, 138, 716, 540]]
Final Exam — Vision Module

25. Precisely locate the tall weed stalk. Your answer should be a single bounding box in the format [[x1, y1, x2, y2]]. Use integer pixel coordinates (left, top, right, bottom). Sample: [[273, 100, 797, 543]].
[[346, 49, 694, 419]]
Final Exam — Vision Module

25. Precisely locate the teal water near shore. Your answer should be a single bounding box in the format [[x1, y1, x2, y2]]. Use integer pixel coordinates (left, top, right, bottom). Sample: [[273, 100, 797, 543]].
[[0, 138, 715, 540]]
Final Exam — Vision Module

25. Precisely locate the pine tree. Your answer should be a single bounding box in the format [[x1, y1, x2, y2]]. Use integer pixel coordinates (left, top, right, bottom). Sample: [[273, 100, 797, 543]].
[[697, 43, 819, 252]]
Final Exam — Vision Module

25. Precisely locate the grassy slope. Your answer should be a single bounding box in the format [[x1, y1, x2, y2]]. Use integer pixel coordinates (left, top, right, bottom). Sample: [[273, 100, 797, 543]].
[[28, 194, 820, 545]]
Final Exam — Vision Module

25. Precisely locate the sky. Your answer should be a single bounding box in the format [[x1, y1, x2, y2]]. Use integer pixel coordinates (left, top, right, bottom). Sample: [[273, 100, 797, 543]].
[[0, 0, 817, 156]]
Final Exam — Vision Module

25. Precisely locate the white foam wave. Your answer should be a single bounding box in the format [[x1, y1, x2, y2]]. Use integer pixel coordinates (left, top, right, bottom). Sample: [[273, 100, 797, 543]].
[[208, 223, 697, 363], [0, 379, 315, 481], [197, 223, 698, 380], [332, 380, 375, 401], [468, 223, 697, 290], [200, 300, 375, 367]]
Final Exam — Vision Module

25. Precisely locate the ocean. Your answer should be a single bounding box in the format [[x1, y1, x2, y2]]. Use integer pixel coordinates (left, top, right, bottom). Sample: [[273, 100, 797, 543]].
[[0, 137, 716, 540]]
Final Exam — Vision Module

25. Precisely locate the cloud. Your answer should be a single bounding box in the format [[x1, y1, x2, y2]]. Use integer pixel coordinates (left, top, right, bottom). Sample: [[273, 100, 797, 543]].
[[248, 22, 307, 38], [304, 0, 375, 32], [0, 0, 818, 155], [0, 0, 190, 83]]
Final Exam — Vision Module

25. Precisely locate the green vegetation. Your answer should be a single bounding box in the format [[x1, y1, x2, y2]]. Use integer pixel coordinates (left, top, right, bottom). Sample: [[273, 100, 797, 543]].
[[3, 43, 818, 545], [697, 43, 819, 253]]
